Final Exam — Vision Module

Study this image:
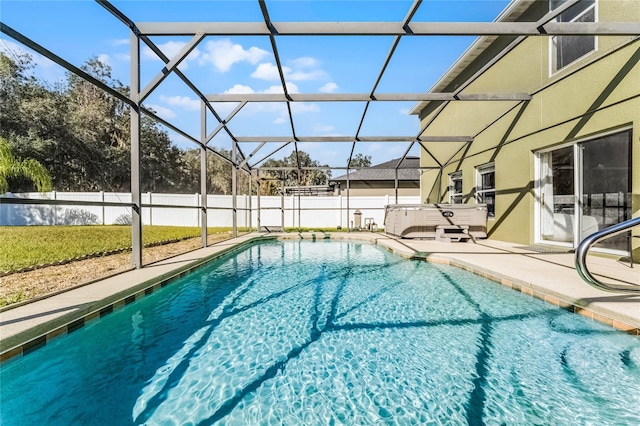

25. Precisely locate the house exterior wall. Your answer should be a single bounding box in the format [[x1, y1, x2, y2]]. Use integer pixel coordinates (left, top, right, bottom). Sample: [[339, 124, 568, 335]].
[[418, 0, 639, 256], [334, 181, 420, 197], [336, 187, 420, 197]]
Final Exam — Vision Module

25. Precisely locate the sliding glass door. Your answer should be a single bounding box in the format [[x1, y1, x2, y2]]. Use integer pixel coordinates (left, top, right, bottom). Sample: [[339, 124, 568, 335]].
[[539, 146, 575, 244], [580, 131, 632, 250], [537, 130, 632, 252]]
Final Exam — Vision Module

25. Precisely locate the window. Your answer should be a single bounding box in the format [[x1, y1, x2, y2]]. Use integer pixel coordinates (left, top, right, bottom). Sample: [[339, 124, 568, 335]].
[[449, 171, 462, 204], [550, 0, 596, 72], [476, 163, 495, 217]]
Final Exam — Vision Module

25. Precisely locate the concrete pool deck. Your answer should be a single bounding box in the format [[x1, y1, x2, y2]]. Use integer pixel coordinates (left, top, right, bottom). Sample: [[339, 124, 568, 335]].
[[1, 232, 638, 362]]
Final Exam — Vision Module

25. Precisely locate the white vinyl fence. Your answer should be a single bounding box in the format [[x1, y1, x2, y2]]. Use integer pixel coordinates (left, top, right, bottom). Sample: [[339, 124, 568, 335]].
[[0, 192, 420, 229]]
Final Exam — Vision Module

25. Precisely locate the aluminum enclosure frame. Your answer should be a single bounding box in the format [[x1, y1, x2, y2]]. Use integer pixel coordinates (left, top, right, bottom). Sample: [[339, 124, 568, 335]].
[[1, 0, 634, 268]]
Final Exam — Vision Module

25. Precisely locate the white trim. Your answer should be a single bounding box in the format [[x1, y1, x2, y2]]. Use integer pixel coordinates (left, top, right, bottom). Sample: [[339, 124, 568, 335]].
[[475, 162, 495, 217], [549, 0, 598, 76], [573, 143, 582, 247], [533, 126, 633, 255], [448, 171, 463, 204]]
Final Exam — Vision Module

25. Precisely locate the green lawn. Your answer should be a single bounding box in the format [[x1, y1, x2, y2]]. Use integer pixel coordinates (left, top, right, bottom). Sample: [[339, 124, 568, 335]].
[[0, 225, 233, 272]]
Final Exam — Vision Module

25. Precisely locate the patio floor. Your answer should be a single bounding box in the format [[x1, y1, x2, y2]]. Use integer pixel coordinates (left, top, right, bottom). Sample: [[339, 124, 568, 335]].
[[1, 232, 638, 362]]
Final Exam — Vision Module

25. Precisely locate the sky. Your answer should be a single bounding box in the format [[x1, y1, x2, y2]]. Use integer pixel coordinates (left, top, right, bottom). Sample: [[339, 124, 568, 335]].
[[0, 0, 512, 168]]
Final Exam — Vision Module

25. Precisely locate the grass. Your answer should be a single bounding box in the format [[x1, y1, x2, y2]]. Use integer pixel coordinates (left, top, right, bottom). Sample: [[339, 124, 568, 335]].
[[284, 227, 348, 232], [0, 225, 237, 272]]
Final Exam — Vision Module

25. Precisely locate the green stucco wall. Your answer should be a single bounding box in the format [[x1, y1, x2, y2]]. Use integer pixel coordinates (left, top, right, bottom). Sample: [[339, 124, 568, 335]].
[[418, 0, 639, 254]]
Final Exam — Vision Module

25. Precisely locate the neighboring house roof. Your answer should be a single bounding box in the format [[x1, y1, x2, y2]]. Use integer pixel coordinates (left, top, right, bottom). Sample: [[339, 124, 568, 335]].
[[409, 0, 536, 115], [331, 157, 420, 182]]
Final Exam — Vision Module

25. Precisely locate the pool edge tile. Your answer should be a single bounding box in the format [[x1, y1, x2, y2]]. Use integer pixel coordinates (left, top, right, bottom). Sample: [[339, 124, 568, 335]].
[[2, 233, 638, 364]]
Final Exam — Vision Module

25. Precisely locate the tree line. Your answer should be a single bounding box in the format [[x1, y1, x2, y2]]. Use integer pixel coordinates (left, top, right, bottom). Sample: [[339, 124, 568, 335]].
[[0, 52, 371, 195]]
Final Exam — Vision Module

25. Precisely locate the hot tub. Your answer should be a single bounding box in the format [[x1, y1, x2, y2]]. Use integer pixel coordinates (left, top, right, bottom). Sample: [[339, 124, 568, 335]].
[[384, 204, 488, 240]]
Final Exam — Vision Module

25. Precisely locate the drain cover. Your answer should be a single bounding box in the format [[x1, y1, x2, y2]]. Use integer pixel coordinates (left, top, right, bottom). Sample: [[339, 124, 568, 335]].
[[514, 245, 573, 254]]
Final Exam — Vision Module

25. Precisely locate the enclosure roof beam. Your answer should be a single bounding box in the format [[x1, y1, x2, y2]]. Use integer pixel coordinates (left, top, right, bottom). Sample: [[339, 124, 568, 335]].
[[135, 21, 640, 36], [395, 141, 416, 170], [206, 101, 247, 144], [410, 0, 580, 116], [238, 142, 267, 169], [140, 106, 247, 171], [139, 37, 249, 162], [98, 0, 249, 165], [237, 136, 473, 143], [417, 141, 443, 168], [249, 142, 291, 168], [257, 166, 440, 171], [259, 0, 298, 149], [139, 32, 205, 103], [0, 23, 135, 108], [205, 93, 531, 102], [536, 0, 582, 32], [351, 0, 423, 168], [442, 140, 474, 169]]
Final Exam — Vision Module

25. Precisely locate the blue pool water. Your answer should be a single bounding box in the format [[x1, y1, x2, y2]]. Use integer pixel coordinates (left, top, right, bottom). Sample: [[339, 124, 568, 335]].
[[1, 240, 639, 425]]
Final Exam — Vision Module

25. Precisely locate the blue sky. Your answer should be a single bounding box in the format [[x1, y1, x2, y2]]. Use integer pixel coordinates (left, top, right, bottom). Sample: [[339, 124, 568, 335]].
[[1, 0, 511, 168]]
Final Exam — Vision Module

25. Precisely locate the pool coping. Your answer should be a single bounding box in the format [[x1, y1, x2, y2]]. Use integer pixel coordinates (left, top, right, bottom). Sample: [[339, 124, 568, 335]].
[[1, 232, 638, 364]]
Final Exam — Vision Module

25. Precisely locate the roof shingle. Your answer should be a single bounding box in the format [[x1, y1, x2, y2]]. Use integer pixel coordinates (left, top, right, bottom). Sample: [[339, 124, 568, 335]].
[[331, 157, 420, 182]]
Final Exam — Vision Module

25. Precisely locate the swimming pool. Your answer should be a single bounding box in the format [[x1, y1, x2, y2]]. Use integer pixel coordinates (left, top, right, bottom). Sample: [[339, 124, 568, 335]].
[[1, 239, 639, 425]]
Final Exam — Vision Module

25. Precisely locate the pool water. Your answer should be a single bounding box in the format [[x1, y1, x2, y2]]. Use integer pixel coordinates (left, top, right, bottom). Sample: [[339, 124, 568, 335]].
[[1, 240, 639, 425]]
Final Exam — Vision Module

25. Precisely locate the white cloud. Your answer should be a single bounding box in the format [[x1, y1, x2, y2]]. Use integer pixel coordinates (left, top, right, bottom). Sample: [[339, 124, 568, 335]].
[[0, 38, 63, 81], [252, 61, 326, 81], [289, 57, 320, 68], [210, 102, 240, 117], [97, 54, 111, 67], [111, 38, 129, 47], [221, 82, 315, 124], [142, 41, 201, 70], [287, 69, 326, 81], [114, 53, 130, 62], [314, 123, 335, 133], [399, 107, 411, 115], [291, 102, 319, 113], [263, 82, 300, 94], [224, 84, 255, 94], [159, 95, 200, 111], [200, 39, 269, 72], [251, 62, 289, 80], [145, 104, 176, 119], [318, 82, 339, 93]]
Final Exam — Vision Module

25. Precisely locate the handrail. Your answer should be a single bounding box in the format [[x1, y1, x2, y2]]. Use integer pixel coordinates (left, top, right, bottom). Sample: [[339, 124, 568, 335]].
[[575, 216, 640, 293]]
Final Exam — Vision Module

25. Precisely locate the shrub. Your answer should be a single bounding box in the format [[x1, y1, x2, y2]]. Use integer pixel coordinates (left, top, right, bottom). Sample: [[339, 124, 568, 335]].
[[114, 213, 132, 225], [61, 208, 99, 225]]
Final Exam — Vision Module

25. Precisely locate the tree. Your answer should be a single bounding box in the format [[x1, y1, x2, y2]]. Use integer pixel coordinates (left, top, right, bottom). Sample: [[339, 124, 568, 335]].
[[349, 153, 372, 168], [0, 53, 331, 196], [0, 137, 52, 193], [0, 52, 38, 139], [181, 147, 253, 195], [261, 150, 331, 194]]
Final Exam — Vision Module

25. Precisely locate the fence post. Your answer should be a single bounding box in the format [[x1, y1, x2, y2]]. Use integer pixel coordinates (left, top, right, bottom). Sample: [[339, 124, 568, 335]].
[[244, 194, 249, 231], [257, 180, 261, 231], [248, 174, 252, 232], [52, 190, 57, 226], [147, 191, 152, 226], [291, 194, 295, 228], [100, 191, 105, 225], [281, 180, 285, 231], [195, 193, 200, 227]]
